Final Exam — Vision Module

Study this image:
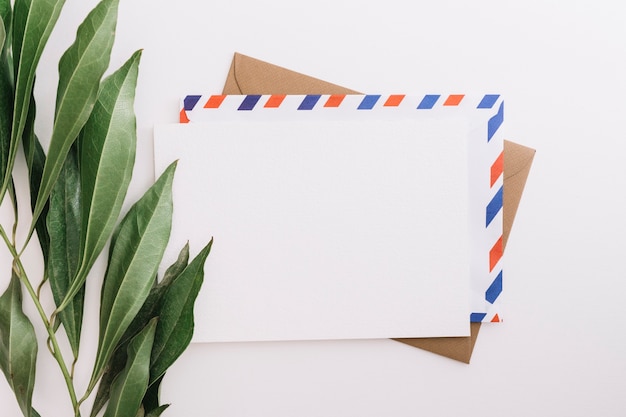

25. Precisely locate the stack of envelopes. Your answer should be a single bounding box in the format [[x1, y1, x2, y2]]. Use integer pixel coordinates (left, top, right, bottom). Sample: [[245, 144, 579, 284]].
[[153, 53, 535, 363]]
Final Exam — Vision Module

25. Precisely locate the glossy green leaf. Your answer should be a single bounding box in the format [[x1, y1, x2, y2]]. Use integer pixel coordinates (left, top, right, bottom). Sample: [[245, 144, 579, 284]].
[[90, 244, 189, 417], [47, 144, 84, 356], [0, 271, 38, 417], [2, 0, 65, 200], [59, 50, 141, 314], [21, 95, 50, 263], [103, 318, 157, 417], [30, 0, 119, 233], [89, 162, 176, 392], [150, 238, 213, 385]]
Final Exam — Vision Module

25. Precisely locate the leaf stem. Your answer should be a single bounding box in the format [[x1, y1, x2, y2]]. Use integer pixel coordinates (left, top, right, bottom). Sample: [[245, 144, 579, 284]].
[[0, 225, 82, 417], [71, 356, 78, 379], [77, 372, 99, 412], [8, 179, 18, 245], [36, 270, 49, 298]]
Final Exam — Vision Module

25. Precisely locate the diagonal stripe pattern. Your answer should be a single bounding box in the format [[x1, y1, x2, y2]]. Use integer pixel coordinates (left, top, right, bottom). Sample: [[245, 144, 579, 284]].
[[486, 186, 503, 227], [485, 271, 503, 304], [491, 151, 504, 187], [238, 95, 262, 110], [204, 95, 226, 108], [417, 95, 440, 109], [489, 236, 503, 273], [488, 102, 504, 142], [298, 95, 322, 110], [358, 95, 381, 109]]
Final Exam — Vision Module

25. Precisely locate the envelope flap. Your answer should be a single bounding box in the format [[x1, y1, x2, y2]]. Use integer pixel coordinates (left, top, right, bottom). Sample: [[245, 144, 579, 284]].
[[223, 52, 359, 95], [503, 140, 536, 249], [504, 140, 536, 180], [395, 322, 481, 363]]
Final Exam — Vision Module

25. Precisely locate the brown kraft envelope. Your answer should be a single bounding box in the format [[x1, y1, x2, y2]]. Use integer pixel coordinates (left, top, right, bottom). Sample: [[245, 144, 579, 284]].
[[222, 52, 535, 363]]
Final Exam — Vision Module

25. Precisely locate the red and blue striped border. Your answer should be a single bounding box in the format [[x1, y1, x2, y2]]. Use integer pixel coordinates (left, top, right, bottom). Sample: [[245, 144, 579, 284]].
[[179, 94, 477, 122], [473, 96, 504, 323], [179, 93, 504, 323]]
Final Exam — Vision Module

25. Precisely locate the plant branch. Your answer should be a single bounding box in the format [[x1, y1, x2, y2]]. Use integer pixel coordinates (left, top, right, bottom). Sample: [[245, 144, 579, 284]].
[[0, 225, 82, 417]]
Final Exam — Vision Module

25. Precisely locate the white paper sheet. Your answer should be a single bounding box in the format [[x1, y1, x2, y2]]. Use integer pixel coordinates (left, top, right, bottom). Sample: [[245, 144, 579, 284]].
[[154, 118, 471, 342]]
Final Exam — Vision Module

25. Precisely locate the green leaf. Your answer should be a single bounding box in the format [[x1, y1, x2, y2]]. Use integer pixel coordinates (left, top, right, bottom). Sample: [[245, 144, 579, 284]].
[[11, 0, 64, 73], [0, 16, 5, 52], [30, 0, 119, 234], [0, 0, 11, 38], [145, 404, 169, 417], [159, 243, 191, 288], [142, 374, 163, 414], [7, 178, 17, 218], [89, 336, 128, 417], [21, 95, 50, 263], [89, 162, 176, 392], [0, 19, 12, 198], [0, 271, 38, 417], [121, 243, 190, 349], [2, 0, 65, 200], [103, 318, 157, 417], [0, 0, 10, 39], [150, 238, 213, 385], [60, 50, 142, 313], [0, 0, 12, 86], [47, 143, 84, 356], [0, 81, 10, 197], [90, 244, 189, 417]]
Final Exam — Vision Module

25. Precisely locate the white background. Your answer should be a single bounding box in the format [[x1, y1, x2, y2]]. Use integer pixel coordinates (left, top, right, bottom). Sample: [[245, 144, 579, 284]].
[[1, 0, 625, 416]]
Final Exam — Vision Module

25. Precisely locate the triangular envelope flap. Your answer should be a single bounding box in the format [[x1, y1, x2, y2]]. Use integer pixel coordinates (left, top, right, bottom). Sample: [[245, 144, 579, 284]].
[[503, 141, 536, 249], [224, 52, 358, 95]]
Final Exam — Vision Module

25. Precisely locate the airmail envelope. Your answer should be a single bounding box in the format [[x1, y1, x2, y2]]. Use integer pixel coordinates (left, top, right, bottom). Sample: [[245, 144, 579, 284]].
[[155, 94, 504, 343], [218, 53, 535, 363]]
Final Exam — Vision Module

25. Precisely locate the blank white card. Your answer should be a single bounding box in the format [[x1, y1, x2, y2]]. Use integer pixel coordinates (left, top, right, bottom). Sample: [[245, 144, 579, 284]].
[[154, 118, 470, 342]]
